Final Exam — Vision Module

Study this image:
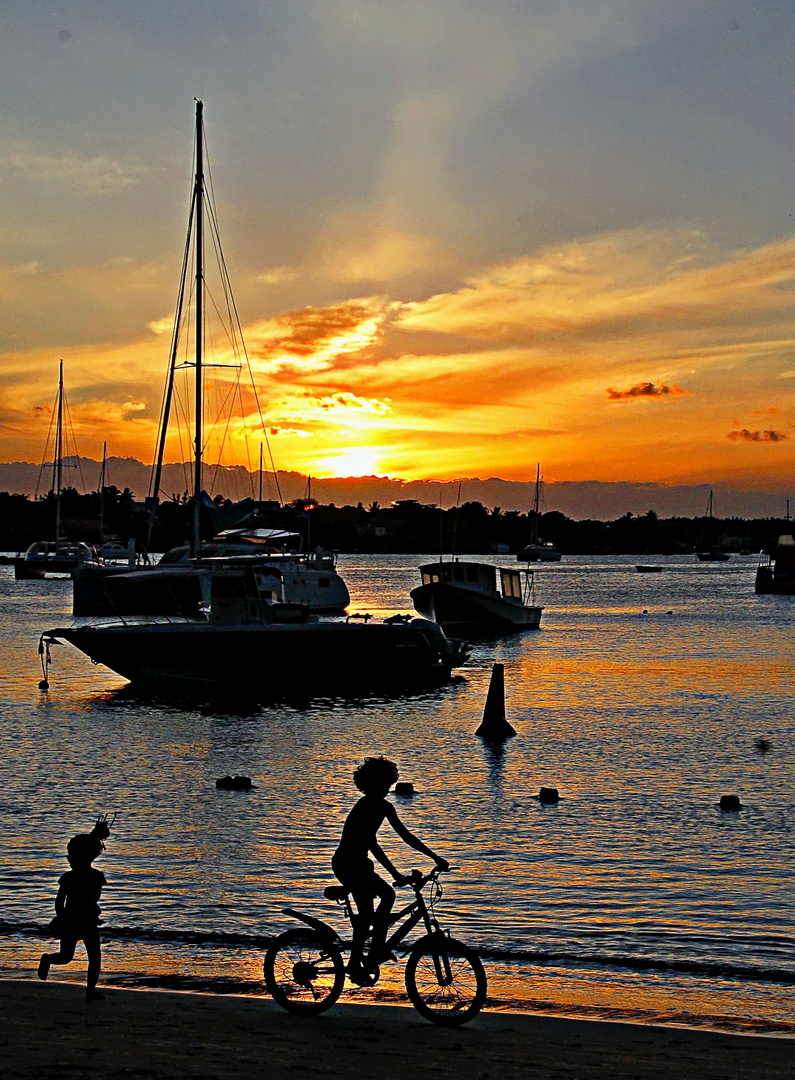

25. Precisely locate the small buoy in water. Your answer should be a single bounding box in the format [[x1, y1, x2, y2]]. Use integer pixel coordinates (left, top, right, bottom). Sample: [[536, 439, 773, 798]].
[[754, 737, 772, 754], [719, 794, 742, 811], [642, 609, 648, 614], [216, 775, 253, 791], [38, 679, 49, 691], [538, 787, 560, 804], [395, 781, 415, 797]]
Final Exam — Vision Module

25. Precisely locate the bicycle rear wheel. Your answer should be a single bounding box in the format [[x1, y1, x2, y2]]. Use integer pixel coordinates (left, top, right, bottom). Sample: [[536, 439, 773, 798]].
[[264, 928, 345, 1015], [405, 935, 487, 1026]]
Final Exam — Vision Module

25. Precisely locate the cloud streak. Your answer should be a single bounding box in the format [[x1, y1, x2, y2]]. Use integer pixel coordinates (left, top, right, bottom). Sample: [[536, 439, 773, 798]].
[[607, 382, 690, 401], [726, 429, 788, 443]]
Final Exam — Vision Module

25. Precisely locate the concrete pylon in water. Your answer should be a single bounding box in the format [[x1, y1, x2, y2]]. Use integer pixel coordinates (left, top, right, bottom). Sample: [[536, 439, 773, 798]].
[[475, 663, 516, 740]]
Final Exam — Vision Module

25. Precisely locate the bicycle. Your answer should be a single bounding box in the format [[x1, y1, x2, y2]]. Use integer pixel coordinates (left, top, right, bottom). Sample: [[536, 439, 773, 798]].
[[263, 866, 487, 1026]]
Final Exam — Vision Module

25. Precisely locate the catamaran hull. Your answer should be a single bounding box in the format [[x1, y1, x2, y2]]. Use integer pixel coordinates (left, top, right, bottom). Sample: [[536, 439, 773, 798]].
[[410, 582, 542, 633], [43, 619, 467, 694]]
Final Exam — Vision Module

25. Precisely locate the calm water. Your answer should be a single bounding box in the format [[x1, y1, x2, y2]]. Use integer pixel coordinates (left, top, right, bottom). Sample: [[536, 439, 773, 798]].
[[0, 554, 793, 1032]]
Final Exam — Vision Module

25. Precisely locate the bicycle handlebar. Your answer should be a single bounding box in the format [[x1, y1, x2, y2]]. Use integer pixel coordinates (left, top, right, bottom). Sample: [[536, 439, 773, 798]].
[[397, 864, 455, 890]]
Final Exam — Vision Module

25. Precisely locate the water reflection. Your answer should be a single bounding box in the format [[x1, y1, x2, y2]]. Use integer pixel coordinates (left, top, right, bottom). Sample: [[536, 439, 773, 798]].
[[0, 556, 793, 1030]]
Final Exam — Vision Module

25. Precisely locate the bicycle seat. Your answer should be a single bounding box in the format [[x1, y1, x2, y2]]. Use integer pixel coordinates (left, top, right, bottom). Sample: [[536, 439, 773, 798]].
[[324, 885, 349, 902]]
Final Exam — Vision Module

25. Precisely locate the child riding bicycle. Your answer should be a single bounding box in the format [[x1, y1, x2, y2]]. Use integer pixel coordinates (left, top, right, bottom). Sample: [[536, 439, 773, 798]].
[[332, 756, 448, 986]]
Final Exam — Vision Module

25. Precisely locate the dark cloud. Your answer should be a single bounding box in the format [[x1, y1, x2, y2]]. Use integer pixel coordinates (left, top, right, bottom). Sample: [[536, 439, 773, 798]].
[[726, 429, 788, 442], [606, 382, 690, 401]]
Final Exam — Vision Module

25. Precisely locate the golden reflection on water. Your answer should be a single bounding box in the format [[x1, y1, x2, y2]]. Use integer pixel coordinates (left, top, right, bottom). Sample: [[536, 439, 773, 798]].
[[0, 556, 792, 1031]]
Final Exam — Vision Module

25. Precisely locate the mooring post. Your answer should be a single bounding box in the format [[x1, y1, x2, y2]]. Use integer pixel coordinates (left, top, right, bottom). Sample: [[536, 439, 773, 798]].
[[476, 662, 516, 740]]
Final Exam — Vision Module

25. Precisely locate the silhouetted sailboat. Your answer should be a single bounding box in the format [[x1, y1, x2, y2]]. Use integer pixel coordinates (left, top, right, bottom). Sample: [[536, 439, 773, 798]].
[[15, 361, 101, 579], [696, 490, 730, 561], [42, 102, 466, 695], [517, 465, 561, 562]]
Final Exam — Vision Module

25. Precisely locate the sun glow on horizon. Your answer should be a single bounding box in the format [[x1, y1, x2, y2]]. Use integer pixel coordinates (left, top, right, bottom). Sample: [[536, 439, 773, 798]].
[[312, 446, 383, 479]]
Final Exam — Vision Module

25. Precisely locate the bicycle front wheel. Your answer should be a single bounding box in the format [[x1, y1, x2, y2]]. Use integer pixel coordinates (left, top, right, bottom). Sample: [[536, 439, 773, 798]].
[[264, 929, 345, 1015], [405, 935, 487, 1026]]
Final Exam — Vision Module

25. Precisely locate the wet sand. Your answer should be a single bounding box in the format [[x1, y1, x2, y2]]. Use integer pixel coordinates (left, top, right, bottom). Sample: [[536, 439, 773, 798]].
[[3, 979, 792, 1080]]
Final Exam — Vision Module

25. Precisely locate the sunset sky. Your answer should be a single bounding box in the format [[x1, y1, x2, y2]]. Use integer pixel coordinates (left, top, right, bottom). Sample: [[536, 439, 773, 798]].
[[2, 1, 795, 497]]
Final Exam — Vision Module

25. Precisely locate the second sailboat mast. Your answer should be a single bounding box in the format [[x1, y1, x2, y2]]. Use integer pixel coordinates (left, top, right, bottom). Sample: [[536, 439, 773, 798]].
[[192, 99, 204, 556]]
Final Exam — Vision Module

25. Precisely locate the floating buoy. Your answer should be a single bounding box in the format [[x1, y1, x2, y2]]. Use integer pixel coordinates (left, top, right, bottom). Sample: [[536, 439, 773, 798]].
[[538, 787, 560, 804], [475, 663, 516, 741], [754, 737, 772, 754], [216, 775, 253, 791], [394, 781, 415, 797], [38, 679, 49, 691], [719, 794, 742, 811]]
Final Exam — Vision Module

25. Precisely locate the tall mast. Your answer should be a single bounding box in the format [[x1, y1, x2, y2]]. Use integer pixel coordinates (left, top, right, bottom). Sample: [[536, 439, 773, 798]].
[[54, 359, 64, 552], [531, 463, 541, 545], [99, 440, 107, 544], [192, 99, 204, 557], [259, 443, 263, 503]]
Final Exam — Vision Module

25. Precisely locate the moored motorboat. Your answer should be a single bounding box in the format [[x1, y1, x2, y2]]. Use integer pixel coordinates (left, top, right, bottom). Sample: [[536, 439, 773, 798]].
[[16, 540, 101, 580], [411, 560, 543, 635], [72, 528, 350, 616], [42, 566, 467, 695]]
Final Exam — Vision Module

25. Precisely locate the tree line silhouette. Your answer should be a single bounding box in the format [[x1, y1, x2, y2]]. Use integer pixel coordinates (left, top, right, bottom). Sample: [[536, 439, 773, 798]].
[[0, 488, 790, 556]]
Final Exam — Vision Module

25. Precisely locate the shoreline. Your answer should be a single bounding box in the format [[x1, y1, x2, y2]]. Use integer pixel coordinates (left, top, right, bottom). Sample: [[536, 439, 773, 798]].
[[6, 966, 795, 1040], [3, 979, 793, 1080]]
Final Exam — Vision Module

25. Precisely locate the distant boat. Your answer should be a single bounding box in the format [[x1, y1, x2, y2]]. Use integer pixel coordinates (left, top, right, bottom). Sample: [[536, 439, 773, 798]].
[[696, 490, 730, 562], [518, 465, 561, 562], [636, 565, 663, 573], [15, 360, 102, 580], [17, 540, 100, 580], [411, 560, 543, 634], [755, 535, 795, 594]]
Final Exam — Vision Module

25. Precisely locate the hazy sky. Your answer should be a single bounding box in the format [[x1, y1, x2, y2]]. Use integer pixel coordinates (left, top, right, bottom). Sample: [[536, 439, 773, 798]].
[[2, 0, 795, 490]]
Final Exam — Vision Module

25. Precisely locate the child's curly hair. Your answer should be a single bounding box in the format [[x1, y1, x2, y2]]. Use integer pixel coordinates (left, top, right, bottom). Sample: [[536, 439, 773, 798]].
[[66, 833, 104, 864], [66, 814, 114, 864], [353, 756, 399, 794]]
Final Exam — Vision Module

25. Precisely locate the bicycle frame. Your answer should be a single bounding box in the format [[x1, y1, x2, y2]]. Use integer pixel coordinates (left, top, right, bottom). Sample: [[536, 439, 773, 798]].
[[283, 869, 446, 964]]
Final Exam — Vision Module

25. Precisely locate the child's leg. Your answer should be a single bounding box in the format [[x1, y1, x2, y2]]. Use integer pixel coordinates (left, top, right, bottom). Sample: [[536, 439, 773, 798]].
[[83, 929, 101, 994], [38, 935, 77, 979], [365, 876, 396, 966], [349, 887, 374, 967]]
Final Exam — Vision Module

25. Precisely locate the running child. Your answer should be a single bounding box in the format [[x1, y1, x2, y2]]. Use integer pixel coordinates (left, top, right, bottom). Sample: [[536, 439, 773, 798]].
[[38, 814, 114, 1002], [332, 756, 448, 984]]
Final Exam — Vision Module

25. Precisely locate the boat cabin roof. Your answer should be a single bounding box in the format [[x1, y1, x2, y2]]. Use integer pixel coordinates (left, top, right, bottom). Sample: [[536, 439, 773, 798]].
[[418, 560, 529, 601]]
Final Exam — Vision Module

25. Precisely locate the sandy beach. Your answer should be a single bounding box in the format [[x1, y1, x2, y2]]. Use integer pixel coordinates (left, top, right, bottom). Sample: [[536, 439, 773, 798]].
[[3, 979, 792, 1080]]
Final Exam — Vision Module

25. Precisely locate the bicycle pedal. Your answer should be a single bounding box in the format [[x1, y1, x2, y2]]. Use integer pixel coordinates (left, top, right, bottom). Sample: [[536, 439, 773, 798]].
[[347, 966, 377, 988]]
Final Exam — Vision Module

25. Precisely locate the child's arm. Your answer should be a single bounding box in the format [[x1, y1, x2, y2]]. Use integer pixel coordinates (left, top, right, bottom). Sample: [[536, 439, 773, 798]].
[[369, 840, 403, 882], [54, 882, 66, 916], [384, 804, 449, 869]]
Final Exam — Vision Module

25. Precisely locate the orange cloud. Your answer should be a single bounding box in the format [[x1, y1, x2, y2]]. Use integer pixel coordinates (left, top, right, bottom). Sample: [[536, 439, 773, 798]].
[[301, 392, 392, 415], [726, 429, 788, 442], [247, 299, 391, 374], [606, 382, 690, 401]]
